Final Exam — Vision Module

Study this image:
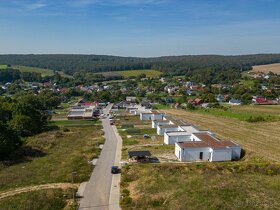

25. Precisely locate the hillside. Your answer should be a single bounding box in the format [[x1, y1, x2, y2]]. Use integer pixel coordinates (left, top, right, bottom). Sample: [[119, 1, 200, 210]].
[[1, 54, 280, 75]]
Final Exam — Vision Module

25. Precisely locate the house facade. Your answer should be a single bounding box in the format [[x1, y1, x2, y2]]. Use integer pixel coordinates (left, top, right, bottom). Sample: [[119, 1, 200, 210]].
[[175, 133, 241, 162]]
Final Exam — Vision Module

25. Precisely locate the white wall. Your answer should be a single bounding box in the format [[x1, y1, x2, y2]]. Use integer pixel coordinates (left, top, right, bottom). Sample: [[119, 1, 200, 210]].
[[140, 113, 153, 120], [164, 133, 191, 145], [152, 120, 170, 128], [157, 127, 179, 135], [151, 114, 165, 121], [180, 147, 211, 161], [210, 148, 232, 162]]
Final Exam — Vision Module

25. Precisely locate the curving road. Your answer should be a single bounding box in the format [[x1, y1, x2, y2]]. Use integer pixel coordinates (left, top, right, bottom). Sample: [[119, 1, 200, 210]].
[[79, 104, 121, 210]]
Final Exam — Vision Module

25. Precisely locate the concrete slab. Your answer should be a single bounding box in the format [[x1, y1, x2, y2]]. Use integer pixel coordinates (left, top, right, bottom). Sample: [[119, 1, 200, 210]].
[[77, 182, 88, 197]]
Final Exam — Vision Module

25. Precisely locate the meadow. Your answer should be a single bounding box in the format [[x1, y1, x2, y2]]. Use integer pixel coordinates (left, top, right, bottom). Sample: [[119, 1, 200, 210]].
[[100, 69, 162, 78], [157, 105, 280, 122], [0, 65, 7, 69], [12, 65, 55, 77], [121, 162, 280, 210], [252, 63, 280, 74], [0, 125, 104, 209]]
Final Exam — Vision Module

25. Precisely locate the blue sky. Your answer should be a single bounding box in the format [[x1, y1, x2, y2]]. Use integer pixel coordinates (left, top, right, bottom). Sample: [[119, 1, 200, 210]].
[[0, 0, 280, 57]]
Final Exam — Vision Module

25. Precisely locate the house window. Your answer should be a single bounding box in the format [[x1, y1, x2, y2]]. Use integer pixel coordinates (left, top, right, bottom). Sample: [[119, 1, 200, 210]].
[[199, 152, 203, 160]]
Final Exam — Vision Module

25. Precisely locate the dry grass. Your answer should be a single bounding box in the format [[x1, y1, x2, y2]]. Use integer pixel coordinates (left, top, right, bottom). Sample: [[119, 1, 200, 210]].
[[164, 109, 280, 162], [252, 63, 280, 74]]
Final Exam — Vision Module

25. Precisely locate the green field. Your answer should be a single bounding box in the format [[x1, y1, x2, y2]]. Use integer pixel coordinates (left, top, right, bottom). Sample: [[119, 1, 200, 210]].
[[186, 104, 280, 122], [101, 69, 162, 78], [0, 126, 104, 209], [12, 65, 55, 77], [0, 65, 7, 69], [116, 69, 161, 78]]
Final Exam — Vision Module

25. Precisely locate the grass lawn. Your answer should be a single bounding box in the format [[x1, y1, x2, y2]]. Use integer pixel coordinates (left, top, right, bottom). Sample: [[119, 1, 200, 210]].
[[0, 189, 74, 210], [0, 125, 104, 192], [121, 162, 280, 210], [153, 104, 171, 110]]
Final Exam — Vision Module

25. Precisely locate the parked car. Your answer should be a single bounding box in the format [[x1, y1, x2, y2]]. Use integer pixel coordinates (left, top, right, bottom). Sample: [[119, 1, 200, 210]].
[[143, 134, 150, 138], [111, 166, 120, 174]]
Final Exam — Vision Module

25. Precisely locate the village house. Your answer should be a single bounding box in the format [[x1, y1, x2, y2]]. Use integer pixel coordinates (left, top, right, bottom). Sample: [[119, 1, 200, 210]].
[[175, 133, 241, 162]]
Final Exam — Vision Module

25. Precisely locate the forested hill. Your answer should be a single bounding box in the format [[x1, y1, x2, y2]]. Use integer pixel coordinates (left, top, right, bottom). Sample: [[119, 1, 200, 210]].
[[1, 54, 280, 75]]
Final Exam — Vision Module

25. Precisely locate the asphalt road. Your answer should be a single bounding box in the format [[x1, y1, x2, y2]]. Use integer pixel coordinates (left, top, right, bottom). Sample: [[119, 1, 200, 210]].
[[79, 104, 120, 210]]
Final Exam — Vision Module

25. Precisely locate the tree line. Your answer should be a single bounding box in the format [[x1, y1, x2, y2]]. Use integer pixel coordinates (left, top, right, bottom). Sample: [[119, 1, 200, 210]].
[[0, 91, 61, 160]]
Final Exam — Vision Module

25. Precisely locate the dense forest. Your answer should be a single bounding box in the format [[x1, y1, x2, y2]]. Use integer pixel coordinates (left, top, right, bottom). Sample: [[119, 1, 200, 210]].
[[1, 54, 280, 75]]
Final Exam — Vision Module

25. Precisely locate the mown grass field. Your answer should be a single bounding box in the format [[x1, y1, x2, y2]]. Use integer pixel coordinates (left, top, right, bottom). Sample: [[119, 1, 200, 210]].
[[164, 108, 280, 162], [121, 162, 280, 210], [0, 125, 104, 209], [252, 63, 280, 74]]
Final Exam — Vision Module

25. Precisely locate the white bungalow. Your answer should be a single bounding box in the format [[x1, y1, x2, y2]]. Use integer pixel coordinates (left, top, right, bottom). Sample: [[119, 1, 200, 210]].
[[152, 120, 170, 128], [140, 112, 153, 120], [164, 131, 191, 145], [157, 124, 179, 135], [175, 133, 241, 162]]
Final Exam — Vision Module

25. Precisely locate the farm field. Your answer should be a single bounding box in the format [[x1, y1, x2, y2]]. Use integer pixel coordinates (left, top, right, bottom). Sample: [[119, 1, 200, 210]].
[[252, 63, 280, 74], [100, 69, 162, 78], [164, 109, 280, 162], [0, 125, 104, 208], [173, 105, 280, 122]]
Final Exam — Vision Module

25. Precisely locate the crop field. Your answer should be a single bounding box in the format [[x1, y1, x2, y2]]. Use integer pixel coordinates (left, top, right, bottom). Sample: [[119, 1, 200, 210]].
[[0, 125, 104, 208], [252, 63, 280, 74], [164, 108, 280, 162], [100, 69, 162, 78], [185, 104, 280, 122]]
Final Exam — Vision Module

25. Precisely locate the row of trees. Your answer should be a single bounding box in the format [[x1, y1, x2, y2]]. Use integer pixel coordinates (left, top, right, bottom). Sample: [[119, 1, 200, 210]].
[[0, 91, 61, 160], [0, 68, 42, 83]]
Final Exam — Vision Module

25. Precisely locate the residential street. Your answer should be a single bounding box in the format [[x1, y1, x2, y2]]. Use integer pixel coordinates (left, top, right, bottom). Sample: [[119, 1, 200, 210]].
[[79, 104, 121, 210]]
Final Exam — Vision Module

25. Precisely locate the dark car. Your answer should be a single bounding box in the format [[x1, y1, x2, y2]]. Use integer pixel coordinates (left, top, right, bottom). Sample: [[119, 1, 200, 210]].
[[111, 166, 120, 174]]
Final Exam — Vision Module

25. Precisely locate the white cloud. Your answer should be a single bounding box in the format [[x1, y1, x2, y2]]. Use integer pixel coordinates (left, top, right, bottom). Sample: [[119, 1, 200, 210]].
[[26, 2, 48, 10]]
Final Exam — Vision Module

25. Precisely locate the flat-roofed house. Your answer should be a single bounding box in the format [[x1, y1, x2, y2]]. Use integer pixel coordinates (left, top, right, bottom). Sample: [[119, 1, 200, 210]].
[[67, 107, 95, 120], [175, 133, 241, 162], [152, 119, 170, 128], [140, 112, 153, 120], [157, 124, 179, 135], [164, 131, 191, 144], [151, 111, 165, 120]]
